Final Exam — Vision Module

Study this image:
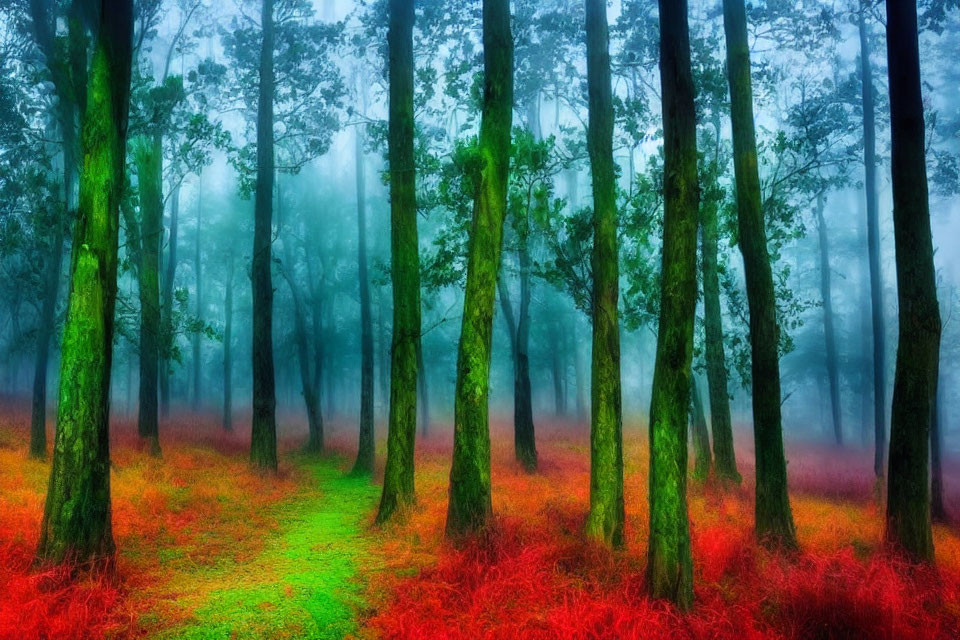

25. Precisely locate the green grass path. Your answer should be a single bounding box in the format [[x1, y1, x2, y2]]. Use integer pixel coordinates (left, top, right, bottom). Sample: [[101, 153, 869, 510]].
[[151, 457, 380, 640]]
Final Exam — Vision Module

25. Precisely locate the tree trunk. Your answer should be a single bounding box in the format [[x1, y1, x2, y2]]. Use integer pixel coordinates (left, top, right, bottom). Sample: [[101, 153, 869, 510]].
[[250, 0, 277, 472], [859, 6, 887, 479], [722, 0, 796, 549], [700, 161, 740, 483], [222, 248, 234, 432], [134, 135, 163, 456], [192, 172, 203, 411], [815, 193, 842, 446], [931, 377, 946, 522], [446, 0, 512, 537], [377, 0, 422, 524], [498, 275, 537, 471], [646, 0, 697, 608], [584, 0, 624, 550], [280, 238, 323, 453], [36, 0, 133, 567], [352, 118, 376, 475], [883, 0, 940, 563], [690, 376, 712, 482], [30, 145, 70, 460], [160, 185, 179, 417], [416, 337, 430, 437]]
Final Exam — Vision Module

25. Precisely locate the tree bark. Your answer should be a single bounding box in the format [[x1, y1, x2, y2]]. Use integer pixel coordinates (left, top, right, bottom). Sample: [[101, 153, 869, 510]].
[[931, 377, 945, 522], [722, 0, 797, 549], [498, 275, 537, 471], [134, 135, 163, 456], [36, 0, 133, 567], [416, 336, 430, 437], [250, 0, 277, 472], [352, 119, 376, 475], [859, 5, 887, 479], [815, 193, 842, 446], [377, 0, 422, 524], [584, 0, 624, 550], [647, 0, 697, 608], [883, 0, 940, 563], [446, 0, 512, 537], [700, 163, 740, 483]]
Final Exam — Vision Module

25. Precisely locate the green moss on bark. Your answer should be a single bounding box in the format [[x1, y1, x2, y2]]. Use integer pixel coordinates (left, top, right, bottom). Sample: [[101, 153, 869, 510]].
[[446, 0, 513, 538]]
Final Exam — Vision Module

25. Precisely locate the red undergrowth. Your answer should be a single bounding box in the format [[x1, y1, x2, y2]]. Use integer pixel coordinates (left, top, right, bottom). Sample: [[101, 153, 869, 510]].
[[365, 420, 960, 640]]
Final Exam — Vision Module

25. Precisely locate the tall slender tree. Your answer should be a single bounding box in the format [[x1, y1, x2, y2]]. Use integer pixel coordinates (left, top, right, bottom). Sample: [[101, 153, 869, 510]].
[[133, 137, 162, 455], [722, 0, 796, 548], [446, 0, 513, 537], [646, 0, 698, 609], [250, 0, 278, 472], [815, 193, 842, 445], [377, 0, 421, 524], [858, 3, 886, 480], [583, 0, 623, 549], [700, 137, 739, 483], [883, 0, 940, 563], [352, 107, 375, 475], [35, 0, 134, 566]]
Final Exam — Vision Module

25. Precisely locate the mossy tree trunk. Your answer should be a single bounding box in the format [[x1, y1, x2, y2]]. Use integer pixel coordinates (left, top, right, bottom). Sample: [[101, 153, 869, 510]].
[[377, 0, 421, 525], [815, 193, 842, 446], [699, 160, 739, 483], [250, 0, 278, 472], [583, 0, 624, 550], [446, 0, 513, 538], [416, 337, 430, 437], [883, 0, 940, 563], [133, 135, 163, 456], [353, 119, 375, 475], [646, 0, 697, 609], [722, 0, 797, 549], [858, 5, 887, 480], [36, 0, 134, 568]]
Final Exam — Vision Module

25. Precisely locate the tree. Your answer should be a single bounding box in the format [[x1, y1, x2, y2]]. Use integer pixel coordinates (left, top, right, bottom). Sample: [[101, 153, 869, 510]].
[[36, 0, 134, 566], [883, 0, 941, 563], [583, 0, 623, 549], [26, 0, 86, 460], [646, 0, 697, 609], [857, 2, 887, 480], [446, 0, 513, 538], [250, 0, 278, 472], [351, 82, 375, 475], [721, 0, 796, 548], [132, 137, 162, 455], [377, 0, 421, 524]]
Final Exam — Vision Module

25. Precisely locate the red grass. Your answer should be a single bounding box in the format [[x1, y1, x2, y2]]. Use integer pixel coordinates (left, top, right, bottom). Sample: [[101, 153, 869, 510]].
[[0, 405, 303, 640], [365, 420, 960, 640]]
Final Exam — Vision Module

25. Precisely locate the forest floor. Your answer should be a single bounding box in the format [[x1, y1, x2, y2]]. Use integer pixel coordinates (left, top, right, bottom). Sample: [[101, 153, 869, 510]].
[[1, 405, 960, 639]]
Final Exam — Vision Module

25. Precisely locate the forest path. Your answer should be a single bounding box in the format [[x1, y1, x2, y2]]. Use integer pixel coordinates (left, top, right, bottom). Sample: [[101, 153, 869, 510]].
[[149, 455, 380, 640]]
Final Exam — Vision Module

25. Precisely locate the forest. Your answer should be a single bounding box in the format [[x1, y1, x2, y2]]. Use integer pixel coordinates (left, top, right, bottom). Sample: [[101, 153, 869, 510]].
[[0, 0, 958, 638]]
